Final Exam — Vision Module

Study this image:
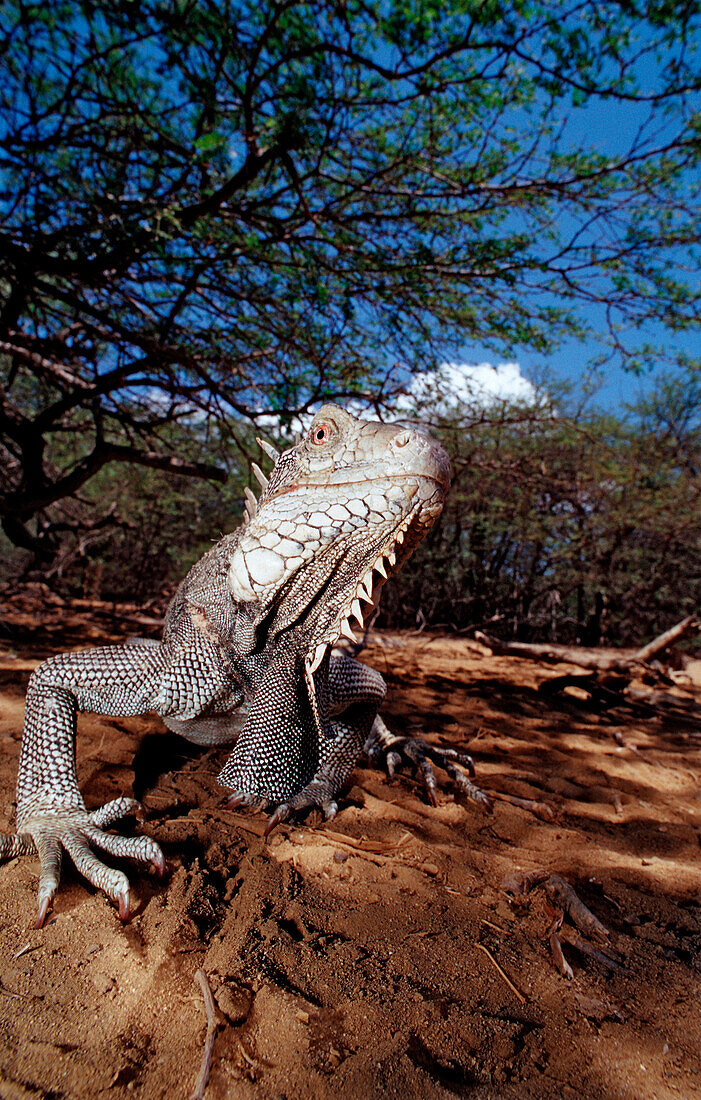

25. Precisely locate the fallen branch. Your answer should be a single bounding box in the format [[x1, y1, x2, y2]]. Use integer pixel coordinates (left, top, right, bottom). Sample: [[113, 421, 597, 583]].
[[634, 615, 698, 663], [474, 632, 633, 671], [190, 969, 222, 1100], [475, 615, 698, 675]]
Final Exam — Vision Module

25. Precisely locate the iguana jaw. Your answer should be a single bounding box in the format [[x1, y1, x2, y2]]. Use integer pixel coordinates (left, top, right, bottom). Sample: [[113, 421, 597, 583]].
[[266, 468, 449, 498]]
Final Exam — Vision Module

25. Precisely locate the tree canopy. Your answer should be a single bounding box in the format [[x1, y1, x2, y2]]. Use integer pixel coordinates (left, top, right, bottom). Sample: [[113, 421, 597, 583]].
[[1, 0, 699, 558]]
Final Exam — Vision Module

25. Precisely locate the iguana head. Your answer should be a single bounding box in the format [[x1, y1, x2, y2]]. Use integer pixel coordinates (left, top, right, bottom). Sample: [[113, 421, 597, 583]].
[[228, 404, 450, 666]]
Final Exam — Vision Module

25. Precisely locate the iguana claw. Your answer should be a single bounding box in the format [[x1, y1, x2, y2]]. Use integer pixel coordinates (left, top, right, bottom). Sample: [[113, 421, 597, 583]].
[[35, 894, 52, 930], [264, 788, 339, 837], [116, 886, 131, 922], [150, 851, 167, 877], [264, 806, 288, 836]]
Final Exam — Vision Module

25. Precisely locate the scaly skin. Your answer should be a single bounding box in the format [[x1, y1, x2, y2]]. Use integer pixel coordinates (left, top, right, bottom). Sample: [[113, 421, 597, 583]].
[[2, 404, 470, 926]]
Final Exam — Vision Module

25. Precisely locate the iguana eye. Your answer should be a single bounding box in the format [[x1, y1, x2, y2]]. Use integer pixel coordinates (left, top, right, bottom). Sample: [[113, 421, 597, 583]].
[[312, 423, 333, 445]]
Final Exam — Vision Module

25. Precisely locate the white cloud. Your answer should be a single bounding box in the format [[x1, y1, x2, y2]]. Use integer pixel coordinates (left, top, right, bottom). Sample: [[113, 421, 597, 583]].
[[251, 360, 538, 440], [401, 361, 537, 415]]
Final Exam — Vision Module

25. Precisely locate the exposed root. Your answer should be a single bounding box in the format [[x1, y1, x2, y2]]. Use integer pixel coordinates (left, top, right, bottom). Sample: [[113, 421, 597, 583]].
[[501, 869, 550, 897], [558, 927, 627, 974], [546, 912, 574, 980], [503, 869, 618, 978], [545, 875, 610, 942], [489, 791, 555, 822]]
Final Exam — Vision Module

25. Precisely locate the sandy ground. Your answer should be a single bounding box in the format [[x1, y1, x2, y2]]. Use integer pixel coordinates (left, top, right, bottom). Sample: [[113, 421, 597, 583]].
[[0, 593, 699, 1099]]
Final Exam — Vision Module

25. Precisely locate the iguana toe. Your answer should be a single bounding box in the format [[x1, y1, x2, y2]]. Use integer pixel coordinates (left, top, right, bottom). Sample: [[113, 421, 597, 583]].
[[264, 784, 339, 836], [33, 832, 62, 927], [88, 797, 144, 829], [0, 834, 36, 859]]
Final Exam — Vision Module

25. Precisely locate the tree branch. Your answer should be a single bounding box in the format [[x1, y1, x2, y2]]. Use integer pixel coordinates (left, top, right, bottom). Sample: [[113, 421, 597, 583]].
[[3, 443, 226, 519]]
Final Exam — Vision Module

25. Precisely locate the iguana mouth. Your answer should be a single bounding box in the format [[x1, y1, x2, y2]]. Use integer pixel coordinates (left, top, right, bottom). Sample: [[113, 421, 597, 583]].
[[267, 471, 450, 501]]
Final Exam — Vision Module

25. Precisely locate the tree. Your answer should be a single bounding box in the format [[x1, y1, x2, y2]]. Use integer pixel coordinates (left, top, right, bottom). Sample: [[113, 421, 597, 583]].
[[1, 0, 699, 560], [380, 367, 701, 645]]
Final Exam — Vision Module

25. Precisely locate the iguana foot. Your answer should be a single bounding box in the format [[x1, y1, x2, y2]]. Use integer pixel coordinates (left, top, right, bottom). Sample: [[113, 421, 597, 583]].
[[365, 718, 492, 812], [226, 782, 338, 836], [4, 797, 165, 927], [264, 777, 339, 836]]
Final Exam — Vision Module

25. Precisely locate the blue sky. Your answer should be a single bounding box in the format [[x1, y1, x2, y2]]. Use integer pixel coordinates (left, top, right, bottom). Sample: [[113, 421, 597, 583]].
[[451, 80, 700, 414], [549, 93, 697, 409]]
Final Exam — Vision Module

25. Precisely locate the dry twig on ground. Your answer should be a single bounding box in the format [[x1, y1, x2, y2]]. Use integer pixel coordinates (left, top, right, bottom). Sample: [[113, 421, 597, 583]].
[[190, 969, 222, 1100]]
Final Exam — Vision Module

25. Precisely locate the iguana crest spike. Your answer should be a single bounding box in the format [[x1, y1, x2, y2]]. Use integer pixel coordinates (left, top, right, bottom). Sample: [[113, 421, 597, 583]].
[[256, 437, 279, 463]]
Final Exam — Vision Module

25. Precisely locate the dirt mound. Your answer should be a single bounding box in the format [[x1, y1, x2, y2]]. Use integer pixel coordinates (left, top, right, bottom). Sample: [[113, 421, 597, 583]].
[[0, 600, 699, 1098]]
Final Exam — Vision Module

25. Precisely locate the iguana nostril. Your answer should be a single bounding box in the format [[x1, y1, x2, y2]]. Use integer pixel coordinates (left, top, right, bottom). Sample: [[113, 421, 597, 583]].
[[393, 431, 413, 448]]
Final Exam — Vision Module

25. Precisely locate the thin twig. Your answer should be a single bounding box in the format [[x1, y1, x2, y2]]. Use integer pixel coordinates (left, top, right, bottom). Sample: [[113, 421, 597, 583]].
[[475, 944, 527, 1004], [0, 984, 23, 999], [304, 828, 411, 867], [237, 1038, 258, 1068], [481, 918, 509, 934], [190, 969, 222, 1100], [13, 943, 41, 959]]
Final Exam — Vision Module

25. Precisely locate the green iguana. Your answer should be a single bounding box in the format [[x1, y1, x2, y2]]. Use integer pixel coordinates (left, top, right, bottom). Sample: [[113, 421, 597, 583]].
[[1, 404, 487, 927]]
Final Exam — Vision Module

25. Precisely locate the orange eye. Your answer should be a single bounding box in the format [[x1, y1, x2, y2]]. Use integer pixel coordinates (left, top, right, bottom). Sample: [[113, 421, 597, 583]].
[[312, 423, 332, 445]]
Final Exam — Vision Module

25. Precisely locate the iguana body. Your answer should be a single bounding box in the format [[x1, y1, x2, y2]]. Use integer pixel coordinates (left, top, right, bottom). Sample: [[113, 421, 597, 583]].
[[1, 405, 480, 927]]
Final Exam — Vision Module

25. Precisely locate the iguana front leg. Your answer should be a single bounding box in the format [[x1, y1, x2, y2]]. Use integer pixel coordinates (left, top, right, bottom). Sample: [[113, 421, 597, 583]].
[[2, 638, 231, 926], [224, 653, 387, 830], [269, 654, 387, 826]]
